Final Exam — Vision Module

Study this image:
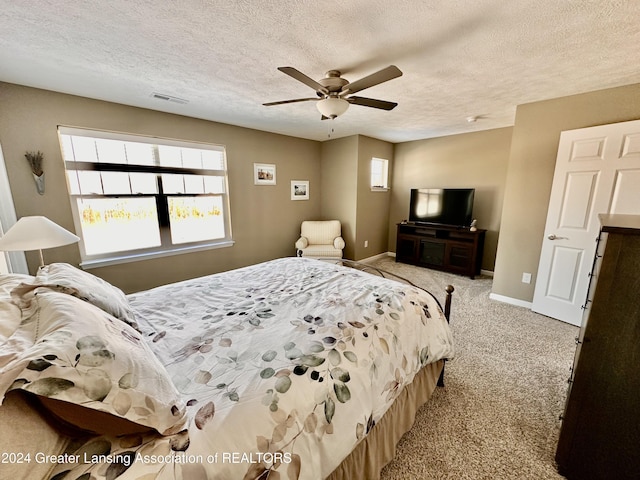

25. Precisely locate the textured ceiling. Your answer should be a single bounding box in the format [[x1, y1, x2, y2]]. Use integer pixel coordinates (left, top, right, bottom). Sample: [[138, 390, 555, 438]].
[[1, 0, 639, 142]]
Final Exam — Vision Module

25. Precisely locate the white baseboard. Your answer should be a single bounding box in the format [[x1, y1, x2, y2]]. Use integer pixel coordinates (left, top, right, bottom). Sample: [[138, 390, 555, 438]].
[[381, 255, 528, 309], [489, 292, 533, 309], [359, 252, 393, 263]]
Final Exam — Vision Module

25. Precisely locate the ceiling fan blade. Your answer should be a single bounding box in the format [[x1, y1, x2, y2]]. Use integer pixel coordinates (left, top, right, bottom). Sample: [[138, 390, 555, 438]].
[[277, 67, 329, 94], [347, 96, 398, 110], [263, 98, 318, 106], [342, 65, 402, 94]]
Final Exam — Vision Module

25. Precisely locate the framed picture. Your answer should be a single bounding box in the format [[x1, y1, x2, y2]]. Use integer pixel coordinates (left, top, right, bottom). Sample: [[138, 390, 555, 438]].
[[254, 163, 276, 185], [291, 180, 309, 200]]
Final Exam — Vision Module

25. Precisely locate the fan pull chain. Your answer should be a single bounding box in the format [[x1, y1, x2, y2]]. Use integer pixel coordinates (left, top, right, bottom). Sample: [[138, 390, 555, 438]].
[[327, 120, 335, 138]]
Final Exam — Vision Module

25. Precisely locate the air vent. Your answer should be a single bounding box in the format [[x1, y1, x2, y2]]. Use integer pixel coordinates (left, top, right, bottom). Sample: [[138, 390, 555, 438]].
[[150, 92, 189, 104]]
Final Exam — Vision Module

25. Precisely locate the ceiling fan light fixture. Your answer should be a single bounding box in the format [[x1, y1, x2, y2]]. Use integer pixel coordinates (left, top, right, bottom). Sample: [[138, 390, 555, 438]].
[[316, 97, 349, 119]]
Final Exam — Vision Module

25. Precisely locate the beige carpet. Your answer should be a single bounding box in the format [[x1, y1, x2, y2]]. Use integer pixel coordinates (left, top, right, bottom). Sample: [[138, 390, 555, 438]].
[[368, 257, 578, 480]]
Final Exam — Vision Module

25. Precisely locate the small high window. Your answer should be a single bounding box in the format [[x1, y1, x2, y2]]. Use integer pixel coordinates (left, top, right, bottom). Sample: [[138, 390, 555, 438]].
[[371, 157, 389, 190]]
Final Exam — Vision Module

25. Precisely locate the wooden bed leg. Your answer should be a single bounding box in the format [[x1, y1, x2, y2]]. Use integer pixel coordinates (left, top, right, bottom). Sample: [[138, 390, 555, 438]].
[[437, 362, 446, 387], [438, 285, 454, 388]]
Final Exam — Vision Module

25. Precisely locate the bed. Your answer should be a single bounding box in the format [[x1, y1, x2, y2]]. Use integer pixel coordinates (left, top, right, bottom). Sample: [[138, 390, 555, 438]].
[[0, 257, 454, 480]]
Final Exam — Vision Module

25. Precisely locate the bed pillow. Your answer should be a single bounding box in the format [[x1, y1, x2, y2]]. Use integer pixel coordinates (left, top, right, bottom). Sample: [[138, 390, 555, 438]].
[[34, 262, 138, 330], [0, 274, 34, 345], [0, 289, 186, 436]]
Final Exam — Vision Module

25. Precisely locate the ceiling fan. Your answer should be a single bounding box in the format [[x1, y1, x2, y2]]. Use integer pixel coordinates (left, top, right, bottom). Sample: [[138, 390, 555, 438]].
[[263, 65, 402, 119]]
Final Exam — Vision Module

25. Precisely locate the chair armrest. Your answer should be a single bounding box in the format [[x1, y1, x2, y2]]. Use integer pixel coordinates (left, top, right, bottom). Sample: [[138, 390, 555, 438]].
[[333, 237, 345, 249], [295, 236, 309, 249]]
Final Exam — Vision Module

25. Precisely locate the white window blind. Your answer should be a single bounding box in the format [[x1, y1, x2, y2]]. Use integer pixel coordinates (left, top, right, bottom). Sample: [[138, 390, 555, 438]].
[[371, 157, 389, 190], [58, 127, 233, 267]]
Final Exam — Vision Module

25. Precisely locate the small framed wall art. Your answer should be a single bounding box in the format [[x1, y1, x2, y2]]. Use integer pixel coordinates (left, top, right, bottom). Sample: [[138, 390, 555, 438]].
[[254, 163, 276, 185], [291, 180, 309, 200]]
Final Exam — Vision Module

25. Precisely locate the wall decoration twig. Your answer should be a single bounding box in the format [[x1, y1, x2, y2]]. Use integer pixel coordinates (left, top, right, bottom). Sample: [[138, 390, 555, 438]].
[[25, 151, 45, 195]]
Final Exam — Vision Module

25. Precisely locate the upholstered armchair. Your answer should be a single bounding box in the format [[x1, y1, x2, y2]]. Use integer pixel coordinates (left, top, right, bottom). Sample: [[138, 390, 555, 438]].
[[295, 220, 345, 258]]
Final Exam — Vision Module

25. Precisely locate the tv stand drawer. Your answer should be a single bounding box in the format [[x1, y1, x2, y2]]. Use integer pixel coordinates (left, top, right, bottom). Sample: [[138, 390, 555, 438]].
[[414, 227, 437, 237]]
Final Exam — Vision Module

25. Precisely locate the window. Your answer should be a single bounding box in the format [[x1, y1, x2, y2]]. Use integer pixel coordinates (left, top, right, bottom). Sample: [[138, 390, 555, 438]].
[[371, 157, 389, 190], [58, 127, 232, 267]]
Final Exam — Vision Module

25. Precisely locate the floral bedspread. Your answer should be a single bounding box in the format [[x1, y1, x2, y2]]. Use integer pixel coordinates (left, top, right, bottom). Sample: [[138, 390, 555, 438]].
[[51, 257, 454, 480]]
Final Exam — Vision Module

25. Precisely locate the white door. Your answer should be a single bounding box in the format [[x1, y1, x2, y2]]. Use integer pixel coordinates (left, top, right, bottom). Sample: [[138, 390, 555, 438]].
[[532, 119, 640, 325]]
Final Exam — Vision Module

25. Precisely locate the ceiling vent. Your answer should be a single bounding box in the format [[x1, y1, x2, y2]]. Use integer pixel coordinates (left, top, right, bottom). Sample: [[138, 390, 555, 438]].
[[150, 92, 189, 104]]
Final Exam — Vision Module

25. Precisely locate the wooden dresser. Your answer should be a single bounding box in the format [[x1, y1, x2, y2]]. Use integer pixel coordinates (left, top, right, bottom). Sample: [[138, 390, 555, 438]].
[[556, 214, 640, 480]]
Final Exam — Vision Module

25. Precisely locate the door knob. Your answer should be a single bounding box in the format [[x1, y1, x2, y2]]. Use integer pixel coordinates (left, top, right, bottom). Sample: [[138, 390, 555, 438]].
[[548, 234, 568, 240]]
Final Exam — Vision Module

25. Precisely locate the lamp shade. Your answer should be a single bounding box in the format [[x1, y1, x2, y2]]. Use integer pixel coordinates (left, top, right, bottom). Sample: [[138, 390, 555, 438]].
[[0, 216, 79, 251], [316, 97, 349, 119]]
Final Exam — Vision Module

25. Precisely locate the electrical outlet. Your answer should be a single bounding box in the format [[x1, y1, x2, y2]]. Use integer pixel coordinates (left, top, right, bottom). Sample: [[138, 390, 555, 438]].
[[522, 272, 532, 284], [364, 240, 369, 248]]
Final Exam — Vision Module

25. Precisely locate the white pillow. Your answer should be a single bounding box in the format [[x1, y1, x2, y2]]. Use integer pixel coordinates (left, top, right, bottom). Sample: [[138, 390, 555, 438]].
[[1, 289, 186, 435], [33, 263, 138, 330], [0, 274, 35, 345]]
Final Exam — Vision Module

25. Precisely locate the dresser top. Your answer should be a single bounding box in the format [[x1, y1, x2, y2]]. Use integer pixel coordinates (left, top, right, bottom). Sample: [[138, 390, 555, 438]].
[[599, 214, 640, 234]]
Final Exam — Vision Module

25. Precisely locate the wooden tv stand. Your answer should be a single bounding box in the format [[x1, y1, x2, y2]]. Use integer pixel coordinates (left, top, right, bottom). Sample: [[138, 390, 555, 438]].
[[396, 223, 485, 278]]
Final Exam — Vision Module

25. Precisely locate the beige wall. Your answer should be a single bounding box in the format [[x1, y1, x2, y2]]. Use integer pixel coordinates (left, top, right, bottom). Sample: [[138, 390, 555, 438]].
[[492, 83, 640, 302], [0, 82, 321, 292], [5, 79, 640, 300], [388, 127, 513, 271], [354, 136, 394, 260], [319, 136, 358, 258], [320, 135, 395, 260]]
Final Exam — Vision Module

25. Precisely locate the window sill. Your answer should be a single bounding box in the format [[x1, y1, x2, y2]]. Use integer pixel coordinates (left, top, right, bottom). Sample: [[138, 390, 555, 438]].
[[80, 240, 235, 269], [371, 187, 390, 192]]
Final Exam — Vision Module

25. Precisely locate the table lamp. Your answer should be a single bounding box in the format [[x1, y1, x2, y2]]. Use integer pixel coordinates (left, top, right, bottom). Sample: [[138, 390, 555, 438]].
[[0, 216, 80, 267]]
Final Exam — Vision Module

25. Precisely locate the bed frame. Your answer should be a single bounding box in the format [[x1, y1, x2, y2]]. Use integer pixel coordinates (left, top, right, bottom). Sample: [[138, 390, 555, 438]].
[[323, 259, 454, 479], [329, 259, 454, 383], [1, 259, 454, 480], [333, 259, 454, 317]]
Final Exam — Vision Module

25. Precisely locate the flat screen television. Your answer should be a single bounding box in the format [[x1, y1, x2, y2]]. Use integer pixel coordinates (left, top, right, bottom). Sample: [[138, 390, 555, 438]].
[[409, 188, 475, 228]]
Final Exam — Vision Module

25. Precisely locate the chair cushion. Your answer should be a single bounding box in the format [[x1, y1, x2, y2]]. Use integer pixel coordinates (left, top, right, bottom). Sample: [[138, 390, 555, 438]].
[[299, 245, 343, 258], [300, 220, 341, 245]]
